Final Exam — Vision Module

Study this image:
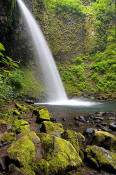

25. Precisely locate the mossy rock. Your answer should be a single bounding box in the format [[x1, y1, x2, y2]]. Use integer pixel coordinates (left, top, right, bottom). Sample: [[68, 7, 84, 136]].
[[40, 121, 64, 136], [85, 145, 116, 173], [0, 119, 7, 125], [12, 110, 20, 115], [62, 130, 85, 151], [62, 130, 85, 160], [7, 131, 40, 172], [36, 133, 82, 175], [1, 132, 16, 144], [9, 164, 35, 175], [33, 108, 51, 123], [15, 103, 27, 113], [90, 131, 116, 152], [12, 119, 30, 134]]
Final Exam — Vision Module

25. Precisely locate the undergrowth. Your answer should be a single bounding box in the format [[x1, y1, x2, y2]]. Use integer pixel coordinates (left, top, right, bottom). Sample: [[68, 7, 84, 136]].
[[57, 42, 116, 99]]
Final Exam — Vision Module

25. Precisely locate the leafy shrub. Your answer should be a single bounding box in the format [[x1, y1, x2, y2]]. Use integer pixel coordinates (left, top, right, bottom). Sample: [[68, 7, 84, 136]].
[[8, 70, 24, 90], [70, 65, 85, 80], [71, 56, 83, 64], [0, 74, 13, 104], [90, 72, 101, 83], [0, 42, 18, 69]]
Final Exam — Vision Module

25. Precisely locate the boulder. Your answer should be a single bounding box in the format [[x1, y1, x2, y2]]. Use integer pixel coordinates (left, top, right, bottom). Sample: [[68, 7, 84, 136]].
[[1, 132, 16, 144], [7, 131, 40, 174], [33, 107, 51, 123], [85, 145, 116, 173], [9, 164, 35, 175], [15, 103, 27, 113], [109, 123, 116, 131], [0, 120, 7, 134], [12, 119, 30, 134], [62, 130, 85, 160], [62, 130, 85, 153], [40, 121, 64, 136], [36, 133, 82, 175], [89, 131, 116, 152]]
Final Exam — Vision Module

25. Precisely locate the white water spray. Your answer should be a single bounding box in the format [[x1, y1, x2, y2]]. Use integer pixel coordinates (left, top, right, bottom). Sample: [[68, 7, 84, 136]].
[[17, 0, 98, 106]]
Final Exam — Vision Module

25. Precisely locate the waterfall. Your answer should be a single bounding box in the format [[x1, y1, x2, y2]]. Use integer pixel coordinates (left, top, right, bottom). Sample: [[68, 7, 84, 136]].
[[17, 0, 98, 106], [17, 0, 68, 101]]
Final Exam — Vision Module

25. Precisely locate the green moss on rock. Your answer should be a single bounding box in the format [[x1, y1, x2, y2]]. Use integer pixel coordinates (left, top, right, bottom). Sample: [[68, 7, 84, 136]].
[[62, 130, 85, 160], [85, 145, 116, 173], [12, 110, 20, 115], [38, 133, 82, 174], [62, 130, 80, 153], [33, 108, 51, 123], [90, 131, 116, 152], [15, 103, 27, 113], [0, 119, 7, 125], [7, 131, 40, 170], [12, 119, 30, 133], [40, 121, 64, 136], [1, 132, 16, 144]]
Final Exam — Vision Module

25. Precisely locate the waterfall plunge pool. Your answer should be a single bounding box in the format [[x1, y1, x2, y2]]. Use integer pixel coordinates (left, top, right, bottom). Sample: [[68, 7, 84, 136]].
[[35, 97, 116, 113]]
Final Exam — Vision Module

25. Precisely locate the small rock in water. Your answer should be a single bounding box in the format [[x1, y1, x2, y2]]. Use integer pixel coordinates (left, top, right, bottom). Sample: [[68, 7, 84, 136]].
[[94, 117, 104, 121], [62, 118, 66, 121], [83, 128, 95, 137], [109, 123, 116, 131], [75, 121, 83, 127], [101, 122, 107, 126], [108, 117, 116, 121], [74, 116, 85, 122]]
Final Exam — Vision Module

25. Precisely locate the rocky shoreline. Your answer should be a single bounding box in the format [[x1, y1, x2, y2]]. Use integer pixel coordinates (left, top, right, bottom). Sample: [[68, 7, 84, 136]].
[[0, 101, 116, 175]]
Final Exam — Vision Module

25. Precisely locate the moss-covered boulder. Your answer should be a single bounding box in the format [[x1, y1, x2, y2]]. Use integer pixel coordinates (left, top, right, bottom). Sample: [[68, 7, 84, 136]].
[[40, 121, 64, 136], [0, 119, 7, 134], [15, 103, 27, 113], [62, 130, 85, 151], [33, 107, 51, 123], [62, 130, 85, 160], [7, 131, 40, 174], [90, 131, 116, 152], [36, 133, 82, 175], [1, 132, 16, 144], [9, 164, 35, 175], [12, 119, 30, 134], [85, 145, 116, 173], [12, 110, 20, 115]]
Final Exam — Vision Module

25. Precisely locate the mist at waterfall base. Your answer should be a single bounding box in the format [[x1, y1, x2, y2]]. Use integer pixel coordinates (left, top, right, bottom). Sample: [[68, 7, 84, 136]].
[[17, 0, 100, 108]]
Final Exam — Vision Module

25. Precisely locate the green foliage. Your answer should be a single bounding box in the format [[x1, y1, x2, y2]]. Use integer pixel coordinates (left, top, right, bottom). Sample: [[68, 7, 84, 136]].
[[43, 0, 83, 15], [0, 42, 18, 69], [8, 70, 24, 90], [0, 43, 5, 51], [58, 41, 116, 99], [70, 65, 85, 80], [71, 57, 83, 64]]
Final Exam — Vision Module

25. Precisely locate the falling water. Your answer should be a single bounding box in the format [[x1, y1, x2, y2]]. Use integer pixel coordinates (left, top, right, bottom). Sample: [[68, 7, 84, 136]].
[[17, 0, 67, 101], [17, 0, 99, 106]]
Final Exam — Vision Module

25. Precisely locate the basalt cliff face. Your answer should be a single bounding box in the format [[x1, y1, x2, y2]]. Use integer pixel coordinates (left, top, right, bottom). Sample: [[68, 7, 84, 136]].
[[0, 0, 96, 62]]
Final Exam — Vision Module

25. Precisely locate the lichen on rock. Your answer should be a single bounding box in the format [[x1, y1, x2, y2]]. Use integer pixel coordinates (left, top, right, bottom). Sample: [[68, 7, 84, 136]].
[[12, 119, 30, 133], [1, 132, 16, 144], [90, 130, 116, 152], [33, 107, 51, 123], [7, 131, 40, 173], [40, 121, 64, 136], [85, 145, 116, 173], [37, 133, 82, 174], [15, 103, 27, 113]]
